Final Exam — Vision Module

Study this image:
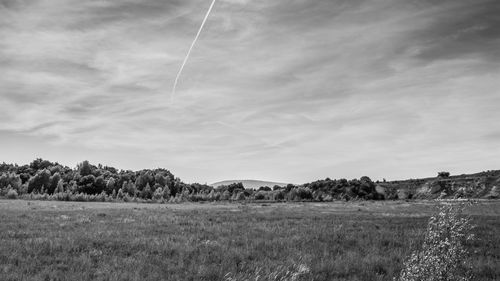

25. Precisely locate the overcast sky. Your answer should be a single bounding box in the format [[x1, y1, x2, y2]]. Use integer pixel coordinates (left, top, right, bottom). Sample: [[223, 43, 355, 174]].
[[1, 0, 499, 184]]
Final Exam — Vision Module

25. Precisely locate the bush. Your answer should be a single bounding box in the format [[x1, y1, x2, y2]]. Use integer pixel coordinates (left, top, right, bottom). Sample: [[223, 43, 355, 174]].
[[73, 193, 87, 202], [6, 189, 18, 199], [396, 202, 475, 281], [53, 192, 71, 201]]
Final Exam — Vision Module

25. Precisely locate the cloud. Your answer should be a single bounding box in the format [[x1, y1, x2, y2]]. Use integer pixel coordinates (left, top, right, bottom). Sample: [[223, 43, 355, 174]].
[[0, 0, 499, 183]]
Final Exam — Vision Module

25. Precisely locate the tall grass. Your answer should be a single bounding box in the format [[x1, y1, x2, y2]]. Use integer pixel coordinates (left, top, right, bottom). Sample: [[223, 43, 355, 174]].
[[224, 263, 311, 281], [0, 201, 497, 280]]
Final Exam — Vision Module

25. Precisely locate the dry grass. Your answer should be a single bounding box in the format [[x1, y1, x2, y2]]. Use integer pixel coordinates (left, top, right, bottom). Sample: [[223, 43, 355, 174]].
[[0, 200, 498, 281]]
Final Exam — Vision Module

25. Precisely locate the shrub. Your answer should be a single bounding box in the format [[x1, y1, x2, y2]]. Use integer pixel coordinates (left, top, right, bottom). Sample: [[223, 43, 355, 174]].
[[53, 192, 71, 201], [323, 194, 333, 201], [96, 191, 107, 202], [169, 194, 183, 203], [73, 193, 87, 202], [6, 189, 18, 199], [396, 202, 475, 281]]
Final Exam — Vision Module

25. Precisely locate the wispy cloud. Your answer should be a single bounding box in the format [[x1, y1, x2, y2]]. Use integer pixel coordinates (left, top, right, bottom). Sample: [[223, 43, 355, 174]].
[[1, 0, 499, 183]]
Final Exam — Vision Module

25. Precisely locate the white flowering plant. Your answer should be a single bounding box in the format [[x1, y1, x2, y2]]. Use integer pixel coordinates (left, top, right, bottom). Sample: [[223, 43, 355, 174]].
[[397, 202, 475, 281]]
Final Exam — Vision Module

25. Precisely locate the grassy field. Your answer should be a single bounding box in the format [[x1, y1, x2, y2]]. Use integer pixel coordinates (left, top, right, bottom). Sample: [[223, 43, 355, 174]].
[[0, 200, 498, 281]]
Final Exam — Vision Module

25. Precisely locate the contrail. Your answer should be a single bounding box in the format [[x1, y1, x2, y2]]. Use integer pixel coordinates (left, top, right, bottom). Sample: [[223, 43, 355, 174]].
[[171, 0, 217, 102]]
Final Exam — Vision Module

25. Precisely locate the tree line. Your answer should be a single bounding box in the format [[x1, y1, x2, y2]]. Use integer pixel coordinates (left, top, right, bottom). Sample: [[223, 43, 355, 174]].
[[0, 158, 383, 202]]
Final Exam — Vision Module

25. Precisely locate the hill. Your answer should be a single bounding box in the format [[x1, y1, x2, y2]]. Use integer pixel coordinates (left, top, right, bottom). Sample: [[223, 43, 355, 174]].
[[210, 180, 289, 190], [376, 170, 500, 199]]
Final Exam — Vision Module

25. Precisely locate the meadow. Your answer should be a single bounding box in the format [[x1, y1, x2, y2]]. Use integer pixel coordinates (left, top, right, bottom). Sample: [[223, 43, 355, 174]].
[[0, 200, 498, 281]]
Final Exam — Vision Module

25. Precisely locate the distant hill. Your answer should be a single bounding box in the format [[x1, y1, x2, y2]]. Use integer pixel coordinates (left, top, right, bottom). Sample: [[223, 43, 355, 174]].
[[210, 180, 289, 190]]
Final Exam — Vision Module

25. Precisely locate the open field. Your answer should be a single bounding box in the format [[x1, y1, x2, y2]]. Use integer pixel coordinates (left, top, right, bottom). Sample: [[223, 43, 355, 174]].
[[0, 200, 499, 281]]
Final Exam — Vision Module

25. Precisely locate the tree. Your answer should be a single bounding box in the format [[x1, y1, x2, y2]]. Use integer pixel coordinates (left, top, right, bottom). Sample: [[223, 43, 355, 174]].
[[27, 169, 51, 193], [221, 190, 231, 200], [153, 187, 164, 201], [273, 190, 285, 200], [78, 160, 92, 176], [78, 174, 96, 194], [154, 174, 167, 187], [163, 186, 171, 199], [171, 177, 183, 197], [285, 184, 295, 192], [122, 181, 137, 197], [296, 187, 313, 200], [359, 176, 376, 199], [254, 191, 267, 200], [55, 179, 65, 193], [30, 158, 54, 171], [232, 191, 246, 201], [141, 183, 153, 199], [165, 175, 174, 190], [117, 188, 125, 199], [48, 172, 61, 194], [0, 173, 22, 191], [217, 182, 244, 194], [68, 181, 78, 193], [106, 178, 116, 194], [94, 176, 106, 194], [438, 171, 451, 178], [135, 172, 153, 190]]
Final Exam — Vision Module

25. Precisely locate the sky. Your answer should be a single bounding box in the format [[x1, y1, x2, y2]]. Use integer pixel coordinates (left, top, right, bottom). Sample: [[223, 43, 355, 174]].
[[1, 0, 499, 184]]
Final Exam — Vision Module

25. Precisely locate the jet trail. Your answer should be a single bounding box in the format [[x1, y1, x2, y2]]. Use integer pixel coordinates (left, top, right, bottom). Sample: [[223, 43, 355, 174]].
[[171, 0, 217, 102]]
